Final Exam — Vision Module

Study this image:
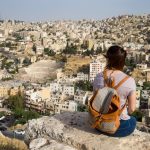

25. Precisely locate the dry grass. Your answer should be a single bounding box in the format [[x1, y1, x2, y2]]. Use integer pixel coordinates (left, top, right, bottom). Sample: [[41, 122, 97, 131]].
[[9, 124, 26, 131], [0, 135, 28, 150], [131, 68, 146, 81], [65, 56, 92, 74]]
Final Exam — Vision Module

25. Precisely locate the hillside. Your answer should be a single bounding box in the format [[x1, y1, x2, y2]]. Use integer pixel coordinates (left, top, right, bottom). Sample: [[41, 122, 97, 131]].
[[64, 56, 92, 75]]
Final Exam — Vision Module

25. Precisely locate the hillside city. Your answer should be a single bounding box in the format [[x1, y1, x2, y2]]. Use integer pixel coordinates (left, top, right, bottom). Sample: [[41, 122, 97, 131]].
[[0, 14, 150, 141]]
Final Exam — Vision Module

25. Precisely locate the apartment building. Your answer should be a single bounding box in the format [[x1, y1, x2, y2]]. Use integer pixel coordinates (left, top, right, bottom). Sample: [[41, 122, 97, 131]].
[[50, 82, 63, 92], [50, 82, 74, 95], [54, 100, 78, 114], [137, 64, 147, 70], [89, 60, 105, 81], [74, 90, 88, 105], [63, 85, 74, 95], [77, 72, 89, 81], [0, 81, 24, 98], [25, 87, 51, 113]]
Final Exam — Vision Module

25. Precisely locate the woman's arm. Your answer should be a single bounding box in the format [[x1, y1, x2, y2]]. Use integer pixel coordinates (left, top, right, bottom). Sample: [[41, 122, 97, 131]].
[[93, 72, 104, 92], [127, 91, 136, 115]]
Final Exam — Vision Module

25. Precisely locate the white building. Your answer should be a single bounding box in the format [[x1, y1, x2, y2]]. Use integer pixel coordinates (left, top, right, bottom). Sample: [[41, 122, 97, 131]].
[[74, 90, 88, 105], [50, 92, 73, 104], [77, 72, 89, 81], [137, 64, 147, 70], [136, 89, 141, 109], [63, 85, 74, 95], [50, 82, 74, 95], [0, 69, 12, 80], [89, 60, 106, 81], [25, 88, 52, 113], [55, 100, 78, 114], [50, 82, 63, 92], [0, 98, 4, 107], [141, 90, 150, 100], [0, 29, 5, 42]]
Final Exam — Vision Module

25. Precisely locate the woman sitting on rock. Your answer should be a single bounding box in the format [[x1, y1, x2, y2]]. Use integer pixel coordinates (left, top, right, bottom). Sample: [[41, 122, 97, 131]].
[[92, 45, 136, 137]]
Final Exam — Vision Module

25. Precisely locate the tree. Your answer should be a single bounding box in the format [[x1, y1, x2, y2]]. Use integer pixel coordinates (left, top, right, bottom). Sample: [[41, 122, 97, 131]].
[[143, 81, 150, 90], [63, 43, 77, 54], [44, 48, 56, 56], [1, 58, 7, 69], [77, 104, 88, 112], [82, 49, 92, 56], [0, 111, 6, 117], [95, 47, 102, 54], [13, 33, 23, 41], [75, 80, 93, 91], [5, 42, 12, 48], [14, 108, 40, 125], [78, 64, 89, 74], [5, 93, 24, 110], [81, 43, 88, 49], [32, 44, 37, 53], [4, 93, 40, 125], [16, 65, 19, 73], [23, 58, 31, 66], [125, 58, 131, 66], [61, 56, 67, 62]]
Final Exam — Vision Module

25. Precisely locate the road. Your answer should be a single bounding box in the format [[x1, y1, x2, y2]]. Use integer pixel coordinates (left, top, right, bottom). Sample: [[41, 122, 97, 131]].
[[0, 114, 25, 141]]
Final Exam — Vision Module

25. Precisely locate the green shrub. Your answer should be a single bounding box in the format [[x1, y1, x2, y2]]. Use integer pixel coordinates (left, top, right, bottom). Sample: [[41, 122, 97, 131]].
[[75, 80, 93, 91], [0, 111, 6, 117], [77, 104, 88, 112], [131, 110, 143, 122], [14, 108, 40, 125], [143, 81, 150, 90]]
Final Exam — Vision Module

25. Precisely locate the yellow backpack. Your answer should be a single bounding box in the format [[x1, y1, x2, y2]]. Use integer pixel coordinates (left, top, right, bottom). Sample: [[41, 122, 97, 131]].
[[88, 70, 129, 134]]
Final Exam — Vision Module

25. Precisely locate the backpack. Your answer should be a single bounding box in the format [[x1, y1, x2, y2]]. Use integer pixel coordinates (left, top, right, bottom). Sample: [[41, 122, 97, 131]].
[[88, 69, 129, 134]]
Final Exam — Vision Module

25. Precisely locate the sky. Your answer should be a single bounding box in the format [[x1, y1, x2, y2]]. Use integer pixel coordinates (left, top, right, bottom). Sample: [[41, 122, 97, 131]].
[[0, 0, 150, 21]]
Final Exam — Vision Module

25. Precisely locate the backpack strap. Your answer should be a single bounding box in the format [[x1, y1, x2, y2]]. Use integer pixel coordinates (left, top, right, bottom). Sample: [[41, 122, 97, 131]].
[[103, 69, 115, 87], [114, 76, 130, 114], [114, 76, 129, 90], [103, 70, 129, 114], [103, 69, 107, 86]]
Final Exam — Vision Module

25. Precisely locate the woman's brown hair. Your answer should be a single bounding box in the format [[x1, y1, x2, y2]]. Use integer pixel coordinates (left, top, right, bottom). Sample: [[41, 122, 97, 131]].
[[105, 45, 127, 70]]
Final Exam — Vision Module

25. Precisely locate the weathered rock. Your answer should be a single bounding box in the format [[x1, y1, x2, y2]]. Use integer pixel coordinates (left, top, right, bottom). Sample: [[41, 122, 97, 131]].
[[25, 112, 150, 150], [0, 131, 4, 137], [136, 122, 150, 133], [29, 138, 48, 150], [40, 140, 77, 150]]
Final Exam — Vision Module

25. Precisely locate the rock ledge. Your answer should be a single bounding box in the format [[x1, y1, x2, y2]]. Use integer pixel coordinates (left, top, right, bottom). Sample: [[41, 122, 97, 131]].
[[25, 112, 150, 150]]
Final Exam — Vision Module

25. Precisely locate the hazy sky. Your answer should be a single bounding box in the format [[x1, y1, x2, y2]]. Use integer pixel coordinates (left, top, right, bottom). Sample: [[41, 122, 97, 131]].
[[0, 0, 150, 21]]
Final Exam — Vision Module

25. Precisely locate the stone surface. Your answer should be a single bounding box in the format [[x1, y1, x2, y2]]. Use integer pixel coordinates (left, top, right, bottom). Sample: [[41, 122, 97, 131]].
[[40, 140, 77, 150], [0, 131, 4, 137], [136, 122, 150, 133], [29, 138, 48, 150], [25, 112, 150, 150]]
